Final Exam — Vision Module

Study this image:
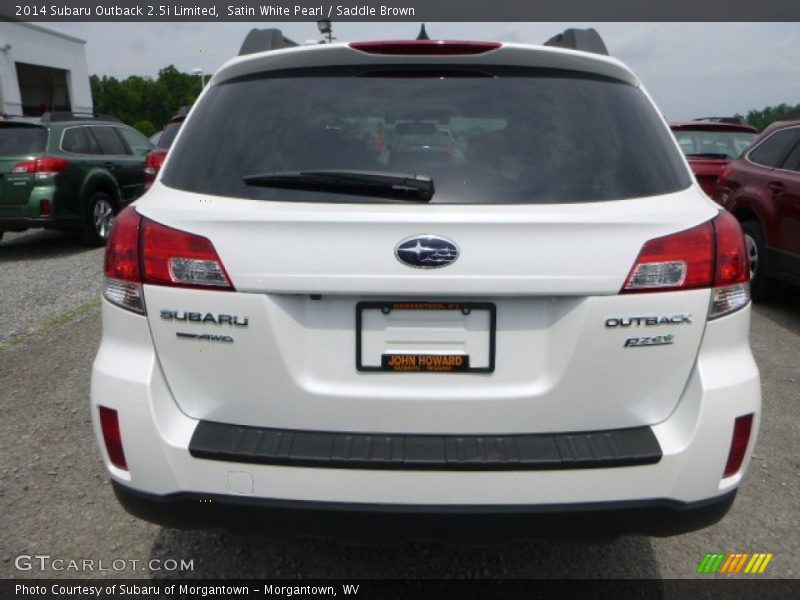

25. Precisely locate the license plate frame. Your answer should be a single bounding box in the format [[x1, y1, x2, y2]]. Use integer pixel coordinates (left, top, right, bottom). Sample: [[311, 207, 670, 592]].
[[355, 300, 496, 373]]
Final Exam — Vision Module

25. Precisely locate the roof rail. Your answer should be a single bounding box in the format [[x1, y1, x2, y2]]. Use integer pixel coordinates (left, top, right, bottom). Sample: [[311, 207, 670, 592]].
[[543, 28, 608, 56], [239, 28, 298, 56], [41, 111, 121, 123]]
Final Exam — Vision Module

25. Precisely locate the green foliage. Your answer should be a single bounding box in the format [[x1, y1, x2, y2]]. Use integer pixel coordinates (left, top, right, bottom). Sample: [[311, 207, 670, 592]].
[[90, 65, 202, 133], [133, 120, 156, 137], [734, 103, 799, 132]]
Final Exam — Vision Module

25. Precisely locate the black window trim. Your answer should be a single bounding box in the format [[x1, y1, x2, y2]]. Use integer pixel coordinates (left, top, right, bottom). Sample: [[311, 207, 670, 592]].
[[745, 124, 800, 172]]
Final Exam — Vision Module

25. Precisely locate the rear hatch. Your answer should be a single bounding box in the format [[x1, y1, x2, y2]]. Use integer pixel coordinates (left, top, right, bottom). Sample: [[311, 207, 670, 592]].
[[138, 45, 717, 435], [0, 122, 47, 207]]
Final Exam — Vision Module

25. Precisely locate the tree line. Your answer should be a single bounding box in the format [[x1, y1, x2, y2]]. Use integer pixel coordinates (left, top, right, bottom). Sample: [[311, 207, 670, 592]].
[[89, 66, 202, 137], [734, 104, 799, 132], [90, 66, 798, 135]]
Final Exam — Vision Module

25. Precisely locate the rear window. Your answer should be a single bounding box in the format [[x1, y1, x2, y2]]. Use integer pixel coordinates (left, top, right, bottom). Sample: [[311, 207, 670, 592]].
[[162, 67, 691, 204], [672, 129, 757, 159], [0, 125, 47, 155]]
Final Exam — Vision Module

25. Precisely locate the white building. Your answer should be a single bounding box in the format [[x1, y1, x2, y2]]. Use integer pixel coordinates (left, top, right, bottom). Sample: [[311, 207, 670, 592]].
[[0, 22, 92, 116]]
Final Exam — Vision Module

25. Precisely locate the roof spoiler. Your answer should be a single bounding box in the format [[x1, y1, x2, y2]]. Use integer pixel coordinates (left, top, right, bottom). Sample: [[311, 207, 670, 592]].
[[694, 117, 749, 125], [239, 28, 298, 56], [543, 28, 608, 56]]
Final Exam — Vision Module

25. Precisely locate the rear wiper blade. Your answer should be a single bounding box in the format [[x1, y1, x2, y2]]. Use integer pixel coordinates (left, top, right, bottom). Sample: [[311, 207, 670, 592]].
[[242, 169, 434, 202]]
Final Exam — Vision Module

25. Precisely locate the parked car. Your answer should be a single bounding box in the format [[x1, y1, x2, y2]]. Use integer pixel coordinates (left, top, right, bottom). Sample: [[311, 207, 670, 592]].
[[93, 31, 759, 542], [0, 112, 153, 245], [144, 107, 188, 190], [714, 119, 800, 298], [670, 121, 758, 195]]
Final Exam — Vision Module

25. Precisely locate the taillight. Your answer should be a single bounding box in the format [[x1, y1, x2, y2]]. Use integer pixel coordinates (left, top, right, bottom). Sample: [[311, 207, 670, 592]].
[[622, 221, 714, 293], [99, 406, 127, 470], [709, 211, 750, 319], [140, 218, 233, 289], [11, 156, 69, 178], [723, 414, 754, 478], [622, 211, 750, 319], [103, 207, 233, 314], [350, 40, 502, 55], [104, 207, 145, 313], [144, 149, 167, 190]]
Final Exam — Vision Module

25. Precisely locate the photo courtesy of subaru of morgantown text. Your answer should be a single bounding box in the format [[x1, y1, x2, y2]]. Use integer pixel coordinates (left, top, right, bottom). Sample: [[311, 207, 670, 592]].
[[92, 28, 760, 541]]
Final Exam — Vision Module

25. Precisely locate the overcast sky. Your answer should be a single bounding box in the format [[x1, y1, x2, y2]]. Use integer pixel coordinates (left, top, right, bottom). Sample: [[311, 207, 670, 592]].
[[49, 21, 800, 120]]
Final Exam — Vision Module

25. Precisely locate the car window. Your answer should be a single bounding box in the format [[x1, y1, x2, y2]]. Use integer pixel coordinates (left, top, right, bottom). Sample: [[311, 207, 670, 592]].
[[672, 129, 756, 159], [748, 128, 800, 168], [156, 120, 183, 150], [0, 125, 47, 155], [162, 67, 691, 204], [89, 126, 129, 156], [61, 126, 101, 155], [118, 127, 153, 156], [779, 140, 800, 173]]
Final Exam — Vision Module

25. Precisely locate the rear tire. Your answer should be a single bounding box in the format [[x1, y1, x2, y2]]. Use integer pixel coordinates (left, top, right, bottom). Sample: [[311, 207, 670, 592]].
[[81, 192, 116, 246], [741, 220, 774, 301]]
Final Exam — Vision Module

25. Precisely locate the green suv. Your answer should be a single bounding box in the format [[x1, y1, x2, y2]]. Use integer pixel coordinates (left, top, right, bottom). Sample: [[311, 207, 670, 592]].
[[0, 112, 153, 245]]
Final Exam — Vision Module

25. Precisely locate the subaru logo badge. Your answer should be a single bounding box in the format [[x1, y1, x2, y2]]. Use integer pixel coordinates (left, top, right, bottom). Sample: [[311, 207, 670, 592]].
[[395, 235, 459, 269]]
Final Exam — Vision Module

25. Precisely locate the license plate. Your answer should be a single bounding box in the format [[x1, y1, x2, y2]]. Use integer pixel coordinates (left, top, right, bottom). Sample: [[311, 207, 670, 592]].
[[356, 301, 496, 373]]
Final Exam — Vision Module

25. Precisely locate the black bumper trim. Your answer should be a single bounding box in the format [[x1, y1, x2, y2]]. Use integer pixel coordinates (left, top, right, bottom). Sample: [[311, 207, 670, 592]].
[[112, 481, 737, 540], [188, 421, 662, 471]]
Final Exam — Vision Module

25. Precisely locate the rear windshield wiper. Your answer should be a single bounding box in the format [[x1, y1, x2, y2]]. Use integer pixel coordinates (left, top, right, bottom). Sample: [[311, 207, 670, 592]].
[[685, 153, 730, 159], [242, 169, 434, 202]]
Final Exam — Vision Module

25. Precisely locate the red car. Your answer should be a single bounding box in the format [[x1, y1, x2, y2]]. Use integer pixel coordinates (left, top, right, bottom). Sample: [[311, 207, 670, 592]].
[[714, 120, 800, 298], [144, 107, 188, 190], [670, 121, 758, 196]]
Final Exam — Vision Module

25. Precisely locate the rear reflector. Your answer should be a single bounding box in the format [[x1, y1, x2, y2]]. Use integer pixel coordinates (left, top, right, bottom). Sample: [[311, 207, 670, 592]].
[[99, 406, 127, 470], [350, 40, 502, 55], [723, 414, 754, 478], [39, 199, 52, 216]]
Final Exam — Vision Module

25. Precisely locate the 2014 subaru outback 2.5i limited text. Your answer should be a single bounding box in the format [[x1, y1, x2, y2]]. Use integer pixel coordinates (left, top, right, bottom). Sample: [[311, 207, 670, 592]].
[[91, 32, 760, 541]]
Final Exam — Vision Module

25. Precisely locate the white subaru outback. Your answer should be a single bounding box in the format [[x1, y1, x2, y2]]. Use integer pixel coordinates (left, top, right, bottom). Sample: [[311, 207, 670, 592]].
[[91, 31, 760, 541]]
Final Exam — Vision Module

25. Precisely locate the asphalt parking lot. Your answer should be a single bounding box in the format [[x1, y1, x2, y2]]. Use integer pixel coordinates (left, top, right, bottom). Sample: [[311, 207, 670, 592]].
[[0, 229, 798, 580]]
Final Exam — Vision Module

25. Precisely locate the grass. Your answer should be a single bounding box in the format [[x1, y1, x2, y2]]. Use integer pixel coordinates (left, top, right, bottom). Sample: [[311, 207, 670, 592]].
[[0, 295, 102, 351]]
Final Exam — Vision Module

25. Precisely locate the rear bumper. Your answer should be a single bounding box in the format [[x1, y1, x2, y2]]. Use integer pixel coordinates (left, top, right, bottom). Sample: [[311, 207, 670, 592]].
[[92, 299, 760, 537], [112, 480, 736, 540]]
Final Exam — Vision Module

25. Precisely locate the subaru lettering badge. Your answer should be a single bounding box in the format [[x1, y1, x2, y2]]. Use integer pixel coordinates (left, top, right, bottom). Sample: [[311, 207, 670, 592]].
[[395, 235, 459, 269]]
